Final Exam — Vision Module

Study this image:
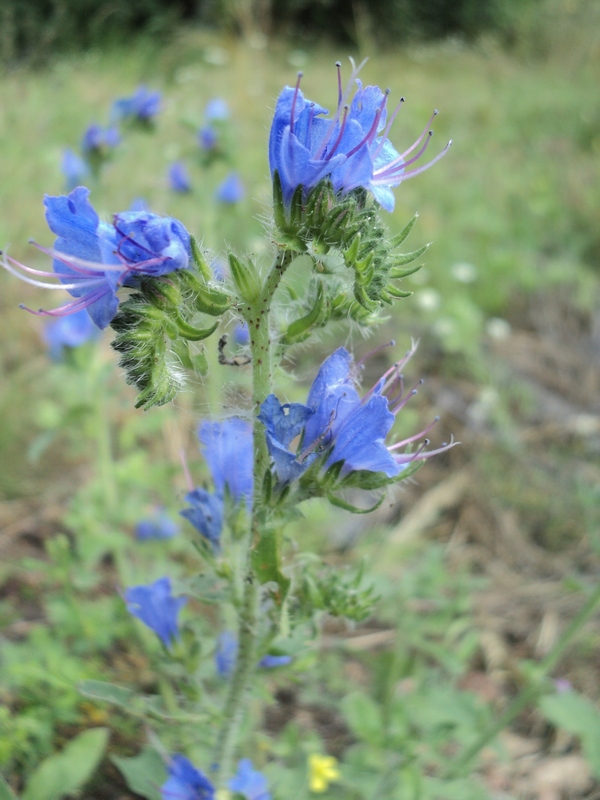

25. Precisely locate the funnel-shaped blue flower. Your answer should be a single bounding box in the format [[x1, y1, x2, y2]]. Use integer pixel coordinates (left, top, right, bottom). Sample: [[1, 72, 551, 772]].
[[198, 418, 253, 505], [228, 759, 271, 800], [3, 187, 192, 329], [112, 85, 162, 123], [124, 577, 186, 649], [215, 172, 245, 204], [259, 345, 455, 485], [180, 488, 224, 551], [269, 60, 451, 212], [168, 161, 192, 193], [161, 754, 214, 800]]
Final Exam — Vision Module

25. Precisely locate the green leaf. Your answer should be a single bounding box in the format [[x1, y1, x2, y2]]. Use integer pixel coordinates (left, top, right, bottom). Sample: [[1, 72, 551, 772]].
[[79, 679, 135, 710], [539, 691, 600, 777], [0, 775, 18, 800], [22, 727, 108, 800], [111, 746, 167, 800], [281, 280, 328, 345], [341, 692, 384, 747], [252, 526, 291, 604]]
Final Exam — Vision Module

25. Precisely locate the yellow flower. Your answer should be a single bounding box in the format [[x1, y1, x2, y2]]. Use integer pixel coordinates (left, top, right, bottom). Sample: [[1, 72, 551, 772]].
[[308, 753, 340, 793]]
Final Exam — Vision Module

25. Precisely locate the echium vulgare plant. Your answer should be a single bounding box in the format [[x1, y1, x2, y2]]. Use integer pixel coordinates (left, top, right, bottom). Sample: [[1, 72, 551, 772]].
[[3, 58, 458, 794]]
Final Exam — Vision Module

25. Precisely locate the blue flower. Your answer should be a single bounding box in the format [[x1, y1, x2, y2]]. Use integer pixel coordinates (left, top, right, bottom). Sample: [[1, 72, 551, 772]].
[[43, 307, 99, 361], [169, 161, 192, 193], [124, 577, 186, 649], [161, 754, 214, 800], [3, 187, 192, 329], [62, 148, 90, 191], [228, 759, 271, 800], [198, 125, 218, 151], [215, 631, 238, 677], [180, 488, 224, 551], [135, 511, 179, 541], [269, 60, 451, 212], [204, 98, 230, 121], [215, 172, 245, 204], [259, 345, 455, 484], [233, 322, 250, 346], [198, 418, 253, 505], [258, 654, 293, 669], [112, 85, 162, 123], [81, 123, 120, 154]]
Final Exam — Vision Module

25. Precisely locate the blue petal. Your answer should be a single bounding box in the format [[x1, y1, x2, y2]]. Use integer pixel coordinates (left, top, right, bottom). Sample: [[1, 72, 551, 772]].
[[264, 432, 310, 484], [328, 394, 399, 477], [161, 754, 214, 800], [44, 187, 102, 263], [258, 394, 313, 448], [198, 418, 253, 504], [125, 577, 186, 648], [180, 488, 224, 551], [228, 758, 271, 800]]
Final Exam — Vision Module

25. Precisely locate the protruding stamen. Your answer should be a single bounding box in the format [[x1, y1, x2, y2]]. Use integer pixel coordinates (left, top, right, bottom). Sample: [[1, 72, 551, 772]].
[[19, 287, 107, 317], [179, 449, 195, 492], [371, 96, 405, 161], [394, 436, 459, 464], [1, 255, 104, 291], [356, 339, 396, 367], [335, 61, 343, 106], [376, 131, 434, 180], [389, 378, 423, 414], [313, 56, 368, 160], [345, 89, 389, 158], [374, 140, 452, 185], [289, 71, 303, 135], [323, 105, 348, 161], [387, 416, 440, 451], [400, 109, 438, 159]]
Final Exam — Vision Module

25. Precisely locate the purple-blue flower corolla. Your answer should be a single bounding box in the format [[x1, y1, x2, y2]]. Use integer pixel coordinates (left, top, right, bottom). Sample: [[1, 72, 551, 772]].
[[215, 631, 292, 676], [62, 148, 90, 191], [198, 125, 218, 151], [161, 754, 215, 800], [215, 172, 245, 204], [43, 307, 99, 361], [228, 759, 271, 800], [124, 577, 186, 649], [269, 59, 451, 211], [168, 161, 192, 193], [198, 418, 253, 504], [259, 345, 456, 484], [2, 186, 192, 329], [135, 511, 179, 541], [81, 123, 120, 154], [112, 85, 162, 123], [204, 98, 230, 121], [180, 487, 224, 551]]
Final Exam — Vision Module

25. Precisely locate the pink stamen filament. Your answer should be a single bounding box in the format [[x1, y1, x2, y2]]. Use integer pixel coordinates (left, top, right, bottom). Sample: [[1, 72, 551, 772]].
[[31, 242, 126, 274], [344, 90, 389, 159], [336, 61, 343, 106], [289, 71, 303, 135], [389, 382, 421, 414], [373, 140, 452, 185], [2, 257, 105, 291], [376, 131, 434, 180], [395, 438, 458, 464], [400, 109, 438, 159], [3, 254, 99, 281], [323, 105, 349, 161], [371, 96, 405, 161], [19, 287, 108, 317], [313, 56, 368, 160], [387, 417, 440, 451], [179, 449, 195, 492], [356, 339, 396, 367]]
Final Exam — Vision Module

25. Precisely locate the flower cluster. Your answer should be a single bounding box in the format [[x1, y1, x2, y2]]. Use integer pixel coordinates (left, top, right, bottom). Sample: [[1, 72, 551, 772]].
[[112, 85, 162, 124], [81, 123, 121, 155], [2, 187, 192, 329], [259, 344, 455, 488], [269, 59, 451, 212]]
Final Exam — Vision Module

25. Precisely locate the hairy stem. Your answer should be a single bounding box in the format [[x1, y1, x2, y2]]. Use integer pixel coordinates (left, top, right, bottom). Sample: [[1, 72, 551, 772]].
[[211, 249, 292, 781]]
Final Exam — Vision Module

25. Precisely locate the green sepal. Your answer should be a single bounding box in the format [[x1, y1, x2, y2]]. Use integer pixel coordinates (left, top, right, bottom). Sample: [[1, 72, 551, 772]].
[[190, 235, 213, 281], [326, 491, 386, 515], [389, 243, 430, 267], [321, 458, 345, 490], [389, 263, 422, 280], [385, 285, 413, 299], [272, 171, 287, 231], [289, 184, 305, 228], [335, 468, 394, 491], [174, 314, 219, 341], [389, 212, 419, 249], [251, 526, 291, 605], [262, 466, 273, 505], [354, 285, 379, 311], [228, 253, 260, 303], [281, 280, 329, 345], [192, 284, 231, 316], [343, 232, 361, 265]]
